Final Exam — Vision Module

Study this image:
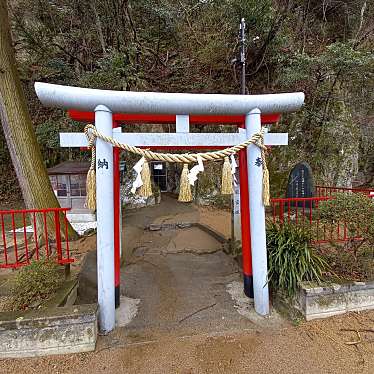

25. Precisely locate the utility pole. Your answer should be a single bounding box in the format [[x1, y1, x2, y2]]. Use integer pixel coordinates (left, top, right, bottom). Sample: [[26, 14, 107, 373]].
[[239, 18, 246, 95], [231, 18, 246, 259]]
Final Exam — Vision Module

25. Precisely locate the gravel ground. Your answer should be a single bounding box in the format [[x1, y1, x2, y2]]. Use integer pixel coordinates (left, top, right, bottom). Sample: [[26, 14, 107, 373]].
[[1, 310, 373, 374]]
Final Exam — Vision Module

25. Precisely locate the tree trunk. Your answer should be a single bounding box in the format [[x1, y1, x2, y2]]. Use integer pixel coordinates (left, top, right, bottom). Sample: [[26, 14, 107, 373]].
[[0, 0, 78, 240]]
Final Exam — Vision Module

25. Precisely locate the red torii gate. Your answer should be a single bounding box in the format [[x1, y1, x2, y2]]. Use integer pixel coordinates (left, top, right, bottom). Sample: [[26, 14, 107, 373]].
[[68, 110, 281, 308]]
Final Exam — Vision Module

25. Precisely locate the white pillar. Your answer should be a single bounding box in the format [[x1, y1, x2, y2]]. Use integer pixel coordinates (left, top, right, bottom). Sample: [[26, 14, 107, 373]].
[[246, 108, 270, 316], [95, 105, 115, 333], [231, 175, 242, 244]]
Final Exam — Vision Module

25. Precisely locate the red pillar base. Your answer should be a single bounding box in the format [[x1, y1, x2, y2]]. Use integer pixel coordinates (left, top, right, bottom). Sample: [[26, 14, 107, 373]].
[[115, 285, 120, 308], [243, 274, 254, 298]]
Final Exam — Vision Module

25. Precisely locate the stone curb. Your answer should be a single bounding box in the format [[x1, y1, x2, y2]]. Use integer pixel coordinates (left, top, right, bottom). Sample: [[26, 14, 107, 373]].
[[0, 304, 98, 358], [296, 280, 374, 321]]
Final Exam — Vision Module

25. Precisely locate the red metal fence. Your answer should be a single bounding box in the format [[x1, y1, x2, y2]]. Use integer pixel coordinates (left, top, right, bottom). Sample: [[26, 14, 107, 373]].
[[316, 185, 374, 197], [0, 208, 73, 269], [271, 187, 374, 244], [271, 197, 351, 244]]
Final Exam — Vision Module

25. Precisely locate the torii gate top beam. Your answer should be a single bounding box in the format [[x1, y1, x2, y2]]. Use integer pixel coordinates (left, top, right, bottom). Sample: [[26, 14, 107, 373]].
[[35, 83, 304, 115]]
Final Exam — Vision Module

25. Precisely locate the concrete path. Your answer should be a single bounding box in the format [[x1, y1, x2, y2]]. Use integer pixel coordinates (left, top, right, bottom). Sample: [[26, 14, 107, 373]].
[[110, 194, 285, 345]]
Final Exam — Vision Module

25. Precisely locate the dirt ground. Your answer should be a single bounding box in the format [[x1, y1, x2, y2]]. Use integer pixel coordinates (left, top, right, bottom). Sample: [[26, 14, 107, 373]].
[[1, 195, 374, 373], [1, 311, 373, 374]]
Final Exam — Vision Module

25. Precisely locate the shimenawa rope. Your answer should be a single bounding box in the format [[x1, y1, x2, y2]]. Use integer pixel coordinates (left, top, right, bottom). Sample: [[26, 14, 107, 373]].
[[84, 124, 270, 208]]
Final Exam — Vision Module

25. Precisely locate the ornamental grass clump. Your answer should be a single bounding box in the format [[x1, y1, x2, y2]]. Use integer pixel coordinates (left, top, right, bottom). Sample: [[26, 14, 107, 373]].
[[10, 259, 64, 311], [266, 221, 328, 297]]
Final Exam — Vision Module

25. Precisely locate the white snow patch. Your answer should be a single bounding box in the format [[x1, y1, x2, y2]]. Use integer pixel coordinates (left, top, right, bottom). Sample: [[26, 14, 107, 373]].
[[123, 194, 148, 205], [70, 221, 97, 235], [12, 221, 97, 236], [226, 280, 254, 318], [13, 225, 34, 233], [116, 296, 141, 327]]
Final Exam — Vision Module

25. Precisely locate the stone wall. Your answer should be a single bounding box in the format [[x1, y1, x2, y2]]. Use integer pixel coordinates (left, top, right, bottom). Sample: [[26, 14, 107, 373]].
[[0, 304, 97, 358]]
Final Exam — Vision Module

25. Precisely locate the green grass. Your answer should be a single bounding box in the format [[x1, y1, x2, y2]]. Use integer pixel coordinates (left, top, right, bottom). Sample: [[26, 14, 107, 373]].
[[9, 259, 65, 311]]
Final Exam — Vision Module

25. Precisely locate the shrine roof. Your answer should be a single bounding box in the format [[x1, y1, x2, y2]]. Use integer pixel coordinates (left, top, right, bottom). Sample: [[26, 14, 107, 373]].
[[47, 161, 90, 175]]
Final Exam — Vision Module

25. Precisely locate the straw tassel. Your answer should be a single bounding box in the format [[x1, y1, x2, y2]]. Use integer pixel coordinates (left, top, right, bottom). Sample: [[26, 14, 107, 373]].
[[178, 164, 193, 202], [139, 158, 153, 198], [85, 146, 96, 210], [221, 156, 233, 195], [86, 168, 96, 210], [261, 149, 270, 206]]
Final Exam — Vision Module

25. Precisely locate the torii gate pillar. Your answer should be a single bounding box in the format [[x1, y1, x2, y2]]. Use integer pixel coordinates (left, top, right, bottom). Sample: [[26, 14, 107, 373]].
[[95, 105, 115, 332], [246, 109, 269, 315]]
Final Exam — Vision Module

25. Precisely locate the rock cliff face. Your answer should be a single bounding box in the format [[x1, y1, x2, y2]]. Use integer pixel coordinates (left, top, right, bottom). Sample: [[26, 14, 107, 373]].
[[121, 180, 161, 209], [119, 108, 373, 205], [318, 111, 360, 188], [121, 161, 231, 209], [268, 102, 374, 197], [356, 119, 374, 187]]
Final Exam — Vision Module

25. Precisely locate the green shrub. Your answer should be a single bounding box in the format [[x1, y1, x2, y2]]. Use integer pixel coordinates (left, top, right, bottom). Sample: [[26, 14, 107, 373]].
[[10, 259, 64, 311], [266, 222, 328, 297], [319, 192, 374, 247]]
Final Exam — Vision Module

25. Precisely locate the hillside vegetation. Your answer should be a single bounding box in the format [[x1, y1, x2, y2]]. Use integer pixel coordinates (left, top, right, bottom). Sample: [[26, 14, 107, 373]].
[[1, 0, 373, 202]]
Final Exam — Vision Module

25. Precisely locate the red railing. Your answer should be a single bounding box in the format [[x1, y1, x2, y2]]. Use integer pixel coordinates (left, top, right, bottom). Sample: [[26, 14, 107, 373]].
[[270, 197, 363, 244], [316, 185, 374, 197], [0, 208, 73, 268]]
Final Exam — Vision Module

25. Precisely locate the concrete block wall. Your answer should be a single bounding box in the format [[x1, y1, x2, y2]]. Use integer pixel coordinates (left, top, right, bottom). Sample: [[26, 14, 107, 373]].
[[0, 304, 97, 358], [297, 281, 374, 320]]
